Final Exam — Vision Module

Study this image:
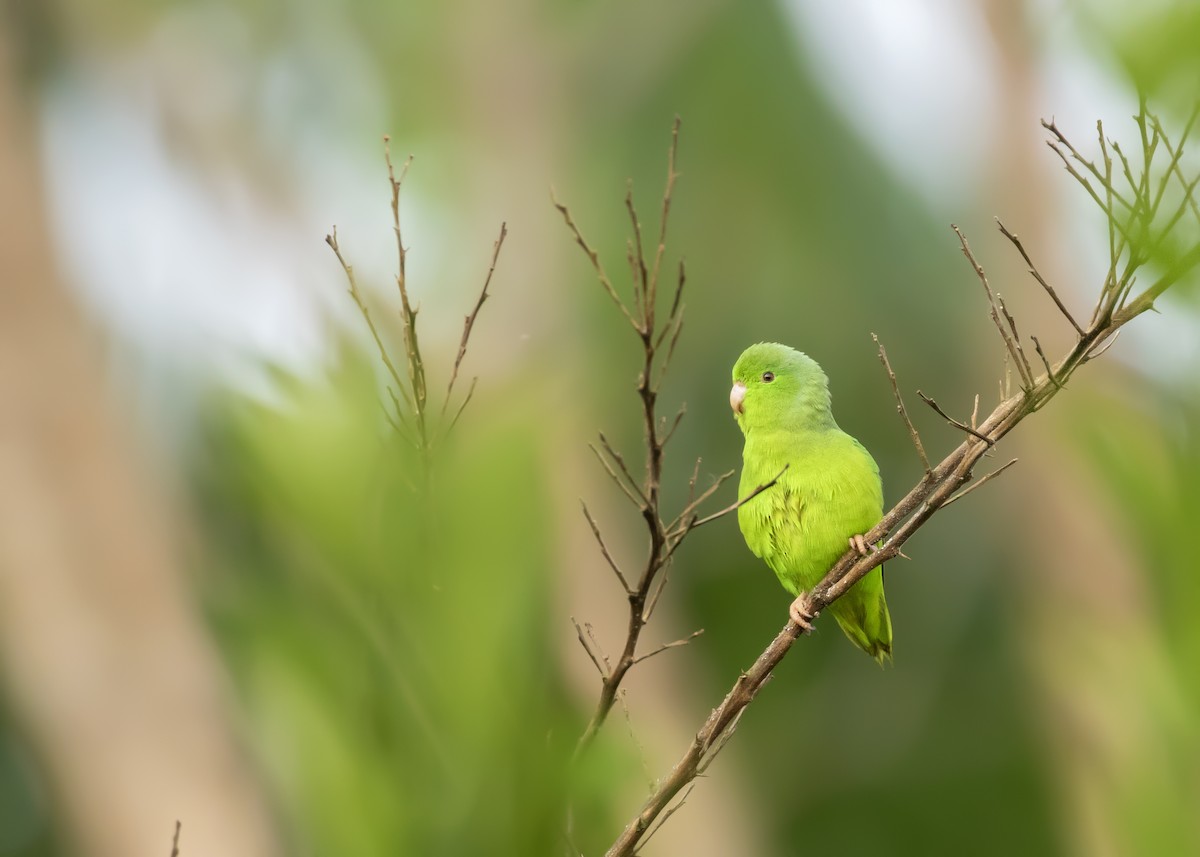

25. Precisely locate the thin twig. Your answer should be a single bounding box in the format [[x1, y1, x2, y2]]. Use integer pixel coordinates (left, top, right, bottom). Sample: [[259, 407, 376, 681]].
[[942, 458, 1019, 508], [953, 225, 1035, 389], [326, 228, 414, 415], [170, 820, 181, 857], [443, 222, 507, 419], [668, 469, 735, 534], [573, 617, 609, 679], [598, 433, 650, 507], [639, 784, 696, 851], [589, 442, 647, 509], [633, 629, 704, 665], [872, 334, 931, 474], [552, 189, 638, 330], [676, 465, 788, 535], [998, 295, 1035, 384], [1030, 336, 1062, 390], [993, 217, 1089, 336], [383, 142, 430, 451], [581, 501, 631, 593], [443, 377, 479, 438], [917, 392, 994, 444], [618, 688, 656, 792]]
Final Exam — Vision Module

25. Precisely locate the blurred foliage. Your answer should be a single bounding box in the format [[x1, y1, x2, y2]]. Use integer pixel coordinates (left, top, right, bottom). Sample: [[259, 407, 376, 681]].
[[1070, 381, 1200, 855], [194, 347, 580, 856]]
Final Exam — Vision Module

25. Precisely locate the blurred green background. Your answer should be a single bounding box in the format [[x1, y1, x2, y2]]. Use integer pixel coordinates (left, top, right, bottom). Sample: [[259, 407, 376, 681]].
[[1, 0, 1198, 855]]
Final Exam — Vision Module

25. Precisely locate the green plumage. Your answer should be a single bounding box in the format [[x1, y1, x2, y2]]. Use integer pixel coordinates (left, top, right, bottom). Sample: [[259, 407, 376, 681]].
[[731, 343, 892, 663]]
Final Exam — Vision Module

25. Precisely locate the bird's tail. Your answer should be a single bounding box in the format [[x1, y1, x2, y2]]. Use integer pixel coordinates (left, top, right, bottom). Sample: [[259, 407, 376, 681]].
[[828, 566, 892, 665]]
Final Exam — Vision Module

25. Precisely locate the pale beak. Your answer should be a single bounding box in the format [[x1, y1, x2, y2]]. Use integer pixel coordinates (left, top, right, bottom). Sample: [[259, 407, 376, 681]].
[[730, 381, 747, 415]]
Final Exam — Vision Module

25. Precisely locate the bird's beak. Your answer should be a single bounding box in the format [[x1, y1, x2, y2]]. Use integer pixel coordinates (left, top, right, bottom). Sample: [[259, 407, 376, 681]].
[[730, 381, 746, 415]]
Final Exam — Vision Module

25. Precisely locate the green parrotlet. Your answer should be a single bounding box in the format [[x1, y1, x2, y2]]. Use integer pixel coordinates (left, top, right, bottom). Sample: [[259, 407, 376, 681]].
[[731, 342, 892, 663]]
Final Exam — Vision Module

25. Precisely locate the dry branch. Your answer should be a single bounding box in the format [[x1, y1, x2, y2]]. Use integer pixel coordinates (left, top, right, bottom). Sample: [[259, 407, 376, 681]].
[[327, 138, 506, 463], [558, 119, 780, 765]]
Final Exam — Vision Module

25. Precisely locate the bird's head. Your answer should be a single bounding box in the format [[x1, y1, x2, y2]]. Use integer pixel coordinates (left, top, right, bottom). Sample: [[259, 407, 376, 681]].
[[730, 342, 834, 434]]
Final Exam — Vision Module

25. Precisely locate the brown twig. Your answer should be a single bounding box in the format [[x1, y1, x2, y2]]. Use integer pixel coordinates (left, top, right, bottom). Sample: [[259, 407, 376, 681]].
[[672, 466, 787, 537], [995, 219, 1084, 336], [442, 222, 507, 420], [603, 108, 1200, 857], [953, 225, 1035, 389], [573, 616, 609, 679], [872, 334, 931, 475], [942, 457, 1019, 508], [170, 820, 181, 857], [580, 502, 631, 593], [632, 629, 705, 665], [917, 392, 994, 444], [384, 142, 430, 452]]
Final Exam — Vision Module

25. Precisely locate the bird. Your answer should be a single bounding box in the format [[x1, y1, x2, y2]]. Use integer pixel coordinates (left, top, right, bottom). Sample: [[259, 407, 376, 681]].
[[730, 342, 892, 663]]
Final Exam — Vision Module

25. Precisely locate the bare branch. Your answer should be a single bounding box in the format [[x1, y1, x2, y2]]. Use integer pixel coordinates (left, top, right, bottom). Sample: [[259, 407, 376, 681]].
[[656, 260, 687, 350], [997, 295, 1035, 385], [953, 225, 1035, 389], [589, 442, 647, 509], [598, 433, 649, 507], [675, 465, 788, 536], [383, 142, 430, 448], [942, 458, 1019, 508], [668, 468, 736, 534], [996, 219, 1084, 336], [443, 377, 479, 438], [1030, 336, 1062, 390], [639, 784, 696, 851], [633, 629, 704, 665], [917, 392, 994, 444], [170, 820, 181, 857], [581, 501, 631, 593], [443, 222, 507, 418], [552, 188, 639, 330], [872, 334, 930, 474], [326, 228, 414, 415], [573, 617, 609, 679]]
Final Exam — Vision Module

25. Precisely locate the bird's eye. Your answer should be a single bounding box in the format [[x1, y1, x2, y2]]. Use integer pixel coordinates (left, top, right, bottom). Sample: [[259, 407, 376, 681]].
[[761, 371, 775, 383]]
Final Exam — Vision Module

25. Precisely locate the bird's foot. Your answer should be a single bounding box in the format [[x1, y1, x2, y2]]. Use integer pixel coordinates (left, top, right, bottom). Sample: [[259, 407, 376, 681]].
[[849, 534, 874, 557], [789, 594, 819, 634]]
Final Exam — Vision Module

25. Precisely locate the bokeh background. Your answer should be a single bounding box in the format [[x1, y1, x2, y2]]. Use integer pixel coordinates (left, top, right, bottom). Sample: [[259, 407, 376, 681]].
[[1, 0, 1198, 855]]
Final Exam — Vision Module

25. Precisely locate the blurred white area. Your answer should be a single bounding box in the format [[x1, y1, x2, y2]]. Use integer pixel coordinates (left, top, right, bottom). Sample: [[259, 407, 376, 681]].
[[783, 0, 1134, 207], [35, 0, 1199, 398], [36, 2, 453, 400], [785, 0, 1199, 380]]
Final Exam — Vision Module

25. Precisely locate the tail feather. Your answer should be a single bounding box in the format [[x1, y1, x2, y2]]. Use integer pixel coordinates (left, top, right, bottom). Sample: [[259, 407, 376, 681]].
[[827, 567, 892, 665]]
